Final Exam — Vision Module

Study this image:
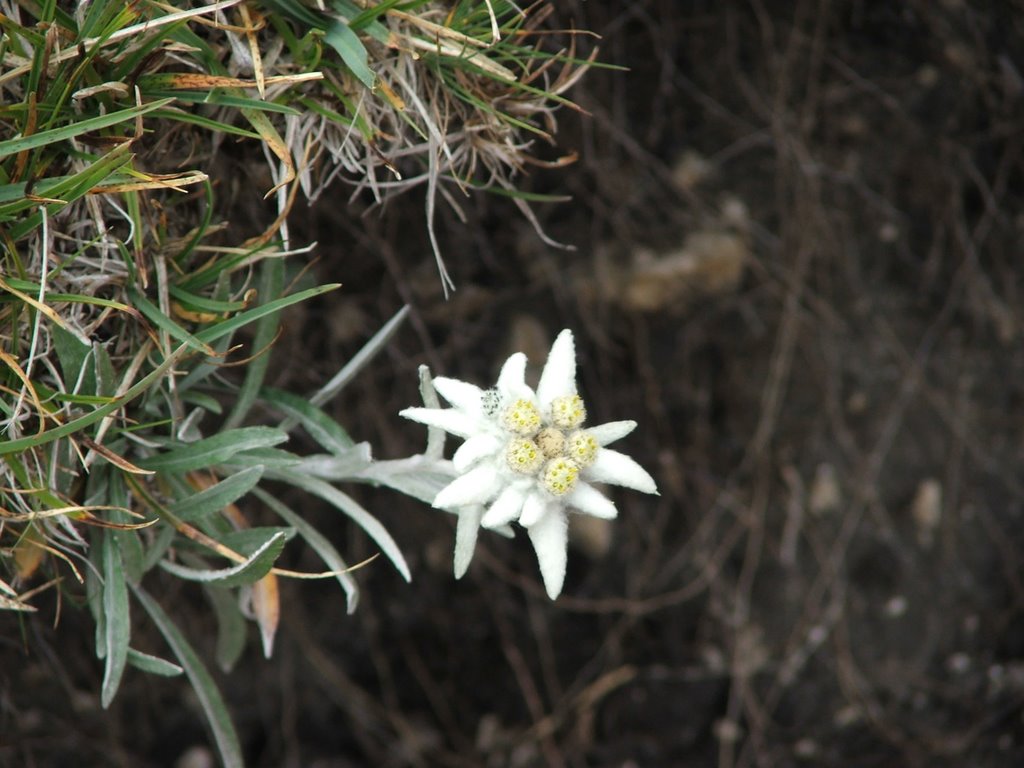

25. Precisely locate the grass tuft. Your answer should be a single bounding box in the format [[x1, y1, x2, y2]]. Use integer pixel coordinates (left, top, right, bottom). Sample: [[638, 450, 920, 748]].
[[1, 1, 593, 762]]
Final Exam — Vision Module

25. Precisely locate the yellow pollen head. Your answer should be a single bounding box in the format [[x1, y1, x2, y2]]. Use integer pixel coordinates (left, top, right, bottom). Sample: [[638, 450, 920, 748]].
[[567, 430, 598, 467], [505, 438, 543, 474], [541, 457, 580, 496], [536, 427, 567, 458], [551, 394, 586, 429], [501, 398, 542, 435]]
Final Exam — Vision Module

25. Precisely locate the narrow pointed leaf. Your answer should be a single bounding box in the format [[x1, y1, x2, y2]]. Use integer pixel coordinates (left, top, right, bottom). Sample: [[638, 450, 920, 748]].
[[169, 467, 265, 523], [223, 256, 284, 429], [454, 506, 484, 579], [133, 586, 243, 768], [100, 535, 130, 708], [263, 386, 354, 453], [159, 531, 288, 588], [527, 511, 569, 600], [309, 305, 408, 407], [126, 648, 183, 677], [353, 456, 455, 504], [292, 446, 373, 481], [325, 18, 375, 88], [271, 473, 410, 582], [128, 287, 216, 356], [417, 365, 446, 460], [251, 574, 280, 659], [139, 428, 288, 473], [0, 98, 173, 158], [254, 489, 359, 612], [193, 283, 340, 344], [205, 585, 248, 673]]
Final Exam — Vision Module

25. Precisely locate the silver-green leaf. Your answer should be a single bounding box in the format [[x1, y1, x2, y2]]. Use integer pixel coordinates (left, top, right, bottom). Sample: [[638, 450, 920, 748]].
[[126, 648, 183, 677], [133, 586, 243, 768], [169, 466, 265, 524], [159, 531, 288, 588], [254, 489, 359, 613], [139, 428, 288, 473], [272, 472, 410, 582], [100, 534, 130, 709]]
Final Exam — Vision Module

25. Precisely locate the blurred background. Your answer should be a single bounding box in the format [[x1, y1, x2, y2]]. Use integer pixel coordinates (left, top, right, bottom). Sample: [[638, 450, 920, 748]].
[[7, 1, 1024, 766]]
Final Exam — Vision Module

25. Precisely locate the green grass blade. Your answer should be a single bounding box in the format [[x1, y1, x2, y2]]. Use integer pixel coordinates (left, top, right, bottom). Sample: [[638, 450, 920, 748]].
[[0, 99, 173, 158], [142, 89, 302, 115], [0, 343, 190, 456], [128, 287, 216, 356], [324, 18, 375, 88], [168, 285, 248, 314], [193, 283, 341, 344], [148, 109, 262, 139], [223, 258, 284, 430]]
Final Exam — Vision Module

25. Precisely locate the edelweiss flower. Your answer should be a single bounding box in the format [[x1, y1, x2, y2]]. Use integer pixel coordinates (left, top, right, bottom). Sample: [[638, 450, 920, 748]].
[[401, 330, 658, 599]]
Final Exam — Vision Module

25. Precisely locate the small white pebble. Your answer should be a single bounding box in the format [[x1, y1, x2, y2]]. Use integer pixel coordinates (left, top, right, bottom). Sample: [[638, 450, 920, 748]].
[[834, 705, 861, 728], [713, 719, 742, 743], [947, 653, 971, 674], [794, 738, 819, 759], [808, 463, 841, 516], [884, 595, 908, 618], [911, 479, 942, 549], [175, 746, 215, 768]]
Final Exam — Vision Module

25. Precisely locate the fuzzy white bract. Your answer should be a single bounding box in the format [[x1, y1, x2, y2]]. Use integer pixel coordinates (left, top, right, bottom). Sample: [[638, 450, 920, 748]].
[[401, 329, 658, 599]]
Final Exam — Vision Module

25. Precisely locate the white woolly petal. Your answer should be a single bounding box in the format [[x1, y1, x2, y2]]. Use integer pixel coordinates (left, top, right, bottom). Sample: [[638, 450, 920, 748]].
[[585, 449, 658, 494], [400, 407, 484, 439], [453, 505, 484, 578], [526, 509, 569, 600], [433, 377, 484, 415], [433, 465, 503, 510], [496, 353, 528, 395], [519, 491, 552, 528], [567, 483, 618, 519], [492, 524, 515, 538], [452, 434, 503, 473], [537, 329, 577, 406], [481, 484, 528, 528], [588, 420, 637, 447]]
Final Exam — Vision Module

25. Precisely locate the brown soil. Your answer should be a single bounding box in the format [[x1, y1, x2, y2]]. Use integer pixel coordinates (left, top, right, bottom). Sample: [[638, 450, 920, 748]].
[[5, 2, 1024, 767]]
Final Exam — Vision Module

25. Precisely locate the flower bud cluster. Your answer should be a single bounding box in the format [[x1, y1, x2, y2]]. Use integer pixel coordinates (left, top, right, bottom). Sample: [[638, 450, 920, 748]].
[[500, 393, 598, 496]]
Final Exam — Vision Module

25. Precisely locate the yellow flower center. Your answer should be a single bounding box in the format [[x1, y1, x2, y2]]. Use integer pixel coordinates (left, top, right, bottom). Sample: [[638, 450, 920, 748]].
[[505, 438, 543, 474], [567, 430, 598, 467], [541, 458, 580, 496], [501, 399, 542, 435], [550, 394, 586, 429]]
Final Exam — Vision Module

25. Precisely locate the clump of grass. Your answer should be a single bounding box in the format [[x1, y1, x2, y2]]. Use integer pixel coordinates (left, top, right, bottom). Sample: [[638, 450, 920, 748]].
[[0, 0, 594, 763]]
